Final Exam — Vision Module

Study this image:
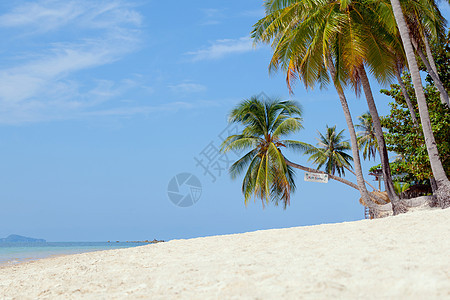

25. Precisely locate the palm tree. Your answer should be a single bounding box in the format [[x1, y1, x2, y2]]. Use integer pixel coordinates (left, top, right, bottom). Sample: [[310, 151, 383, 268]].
[[252, 0, 396, 210], [221, 96, 386, 208], [401, 0, 449, 107], [220, 96, 304, 208], [305, 125, 353, 177], [306, 125, 379, 191], [356, 112, 378, 161], [326, 0, 402, 207], [383, 0, 445, 124], [252, 0, 375, 208], [358, 66, 403, 209], [388, 0, 450, 207], [394, 63, 419, 126]]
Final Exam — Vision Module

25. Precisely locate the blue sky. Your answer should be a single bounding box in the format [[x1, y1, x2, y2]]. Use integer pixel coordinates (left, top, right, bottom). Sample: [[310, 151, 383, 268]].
[[0, 0, 448, 242]]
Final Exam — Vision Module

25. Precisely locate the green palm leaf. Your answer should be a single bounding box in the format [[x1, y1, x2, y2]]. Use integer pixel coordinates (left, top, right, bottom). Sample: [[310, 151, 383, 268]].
[[356, 112, 378, 160], [221, 95, 303, 208], [305, 125, 353, 176]]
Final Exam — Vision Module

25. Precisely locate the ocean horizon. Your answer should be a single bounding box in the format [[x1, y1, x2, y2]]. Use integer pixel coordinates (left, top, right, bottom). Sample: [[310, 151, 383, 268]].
[[0, 242, 148, 265]]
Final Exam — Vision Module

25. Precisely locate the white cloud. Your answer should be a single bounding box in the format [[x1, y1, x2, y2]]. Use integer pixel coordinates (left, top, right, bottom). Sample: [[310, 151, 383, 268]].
[[83, 98, 223, 118], [239, 9, 265, 18], [199, 8, 225, 25], [0, 77, 145, 124], [202, 8, 222, 19], [168, 83, 207, 94], [0, 1, 83, 30], [83, 102, 194, 117], [0, 0, 143, 124], [0, 1, 142, 32], [187, 37, 254, 61]]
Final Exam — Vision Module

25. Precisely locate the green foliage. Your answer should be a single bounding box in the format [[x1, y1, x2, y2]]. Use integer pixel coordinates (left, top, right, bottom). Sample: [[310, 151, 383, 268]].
[[251, 0, 399, 93], [369, 160, 417, 183], [380, 74, 450, 181], [393, 182, 410, 196]]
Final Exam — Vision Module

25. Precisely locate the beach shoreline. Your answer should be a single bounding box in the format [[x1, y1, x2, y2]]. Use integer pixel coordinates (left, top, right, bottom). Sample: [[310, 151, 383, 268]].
[[0, 253, 76, 268], [0, 242, 149, 267], [1, 208, 449, 299]]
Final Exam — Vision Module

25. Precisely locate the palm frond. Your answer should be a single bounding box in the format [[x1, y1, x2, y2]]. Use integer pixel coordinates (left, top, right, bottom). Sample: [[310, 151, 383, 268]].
[[229, 149, 259, 179], [221, 135, 261, 153], [305, 125, 353, 176], [223, 95, 304, 208], [283, 140, 314, 152]]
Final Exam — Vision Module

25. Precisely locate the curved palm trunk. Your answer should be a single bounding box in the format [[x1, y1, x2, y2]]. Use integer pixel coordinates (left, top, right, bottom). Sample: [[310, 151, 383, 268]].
[[390, 0, 450, 208], [283, 156, 386, 206], [430, 177, 438, 194], [358, 66, 403, 214], [412, 37, 450, 107], [326, 54, 376, 208], [395, 63, 419, 126], [423, 34, 438, 77], [284, 157, 358, 188], [344, 166, 379, 192]]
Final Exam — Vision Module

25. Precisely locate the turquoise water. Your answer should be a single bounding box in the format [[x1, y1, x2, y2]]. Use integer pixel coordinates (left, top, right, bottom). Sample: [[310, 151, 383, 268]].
[[0, 242, 147, 265]]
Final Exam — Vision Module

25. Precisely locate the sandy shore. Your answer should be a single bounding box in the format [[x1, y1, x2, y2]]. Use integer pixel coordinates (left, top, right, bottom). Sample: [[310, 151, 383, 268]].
[[1, 209, 449, 299]]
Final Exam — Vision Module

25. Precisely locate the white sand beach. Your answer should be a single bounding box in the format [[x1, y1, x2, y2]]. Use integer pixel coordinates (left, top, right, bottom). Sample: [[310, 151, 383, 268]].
[[1, 208, 449, 299]]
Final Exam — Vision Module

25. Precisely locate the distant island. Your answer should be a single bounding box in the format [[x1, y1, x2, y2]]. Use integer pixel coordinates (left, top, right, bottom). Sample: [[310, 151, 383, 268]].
[[0, 234, 46, 243], [107, 239, 165, 244]]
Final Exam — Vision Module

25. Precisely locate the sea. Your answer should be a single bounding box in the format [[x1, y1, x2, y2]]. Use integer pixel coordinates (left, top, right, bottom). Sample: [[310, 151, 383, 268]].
[[0, 242, 148, 265]]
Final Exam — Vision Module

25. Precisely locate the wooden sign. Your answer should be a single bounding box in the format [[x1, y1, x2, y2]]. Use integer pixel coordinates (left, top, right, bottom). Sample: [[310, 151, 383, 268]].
[[304, 172, 328, 183]]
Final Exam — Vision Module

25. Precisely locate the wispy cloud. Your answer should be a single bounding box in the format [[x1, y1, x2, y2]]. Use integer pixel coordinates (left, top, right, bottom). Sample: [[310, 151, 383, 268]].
[[239, 9, 265, 18], [84, 102, 194, 117], [0, 0, 143, 124], [198, 7, 265, 26], [0, 1, 142, 32], [200, 8, 225, 25], [82, 98, 223, 118], [186, 37, 254, 61], [0, 77, 147, 124], [0, 1, 83, 30], [202, 8, 222, 18], [168, 82, 207, 94]]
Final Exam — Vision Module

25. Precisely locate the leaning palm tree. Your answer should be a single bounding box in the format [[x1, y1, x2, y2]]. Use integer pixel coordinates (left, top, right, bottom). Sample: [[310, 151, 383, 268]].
[[380, 0, 445, 122], [221, 96, 386, 208], [220, 96, 304, 208], [306, 125, 379, 191], [305, 125, 353, 177], [356, 112, 378, 161], [388, 0, 450, 207], [401, 0, 449, 107], [252, 0, 392, 210], [330, 2, 401, 207], [393, 63, 419, 126]]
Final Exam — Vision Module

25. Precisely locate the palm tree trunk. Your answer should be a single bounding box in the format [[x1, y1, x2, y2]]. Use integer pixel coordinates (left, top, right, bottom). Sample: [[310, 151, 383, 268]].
[[344, 166, 379, 192], [358, 66, 404, 214], [326, 54, 376, 208], [430, 177, 438, 194], [390, 0, 450, 208], [412, 36, 450, 107], [283, 156, 386, 206], [423, 34, 438, 77], [395, 63, 419, 126], [284, 157, 358, 188]]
